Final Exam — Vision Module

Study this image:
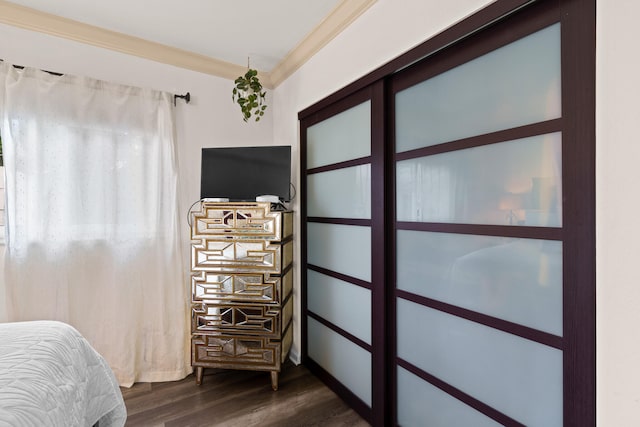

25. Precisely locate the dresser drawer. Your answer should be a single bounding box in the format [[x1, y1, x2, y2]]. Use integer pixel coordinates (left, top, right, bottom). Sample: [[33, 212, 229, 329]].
[[192, 334, 280, 370], [192, 202, 292, 242], [192, 302, 280, 336], [191, 268, 293, 305], [192, 239, 292, 275]]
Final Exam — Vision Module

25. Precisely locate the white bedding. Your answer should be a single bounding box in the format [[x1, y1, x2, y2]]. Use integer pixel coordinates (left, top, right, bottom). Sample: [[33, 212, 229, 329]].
[[0, 321, 126, 427]]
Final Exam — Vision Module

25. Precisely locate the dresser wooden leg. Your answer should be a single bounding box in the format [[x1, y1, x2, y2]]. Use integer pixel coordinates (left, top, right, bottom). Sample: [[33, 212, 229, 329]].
[[270, 371, 278, 391], [195, 366, 204, 385]]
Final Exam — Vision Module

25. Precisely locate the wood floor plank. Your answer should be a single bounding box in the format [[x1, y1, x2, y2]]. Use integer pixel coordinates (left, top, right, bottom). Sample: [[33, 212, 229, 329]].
[[121, 363, 368, 427], [124, 369, 265, 417]]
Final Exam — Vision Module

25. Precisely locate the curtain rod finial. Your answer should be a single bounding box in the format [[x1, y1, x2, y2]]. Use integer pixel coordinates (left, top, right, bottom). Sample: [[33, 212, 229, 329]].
[[173, 92, 191, 106]]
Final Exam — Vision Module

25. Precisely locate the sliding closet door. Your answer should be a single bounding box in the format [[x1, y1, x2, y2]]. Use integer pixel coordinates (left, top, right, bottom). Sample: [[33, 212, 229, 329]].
[[299, 1, 593, 425], [301, 84, 385, 423], [392, 5, 577, 426]]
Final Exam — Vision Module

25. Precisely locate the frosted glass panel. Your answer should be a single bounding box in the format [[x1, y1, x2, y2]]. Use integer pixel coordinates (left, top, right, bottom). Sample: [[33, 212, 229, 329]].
[[307, 270, 371, 344], [396, 24, 560, 152], [397, 300, 562, 426], [397, 367, 501, 427], [307, 100, 371, 168], [396, 133, 562, 227], [308, 317, 372, 406], [397, 230, 562, 336], [307, 165, 371, 219], [307, 222, 371, 281]]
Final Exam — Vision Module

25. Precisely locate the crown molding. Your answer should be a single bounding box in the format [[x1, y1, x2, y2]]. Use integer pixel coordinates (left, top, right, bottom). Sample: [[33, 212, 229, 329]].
[[0, 0, 257, 83], [269, 0, 377, 87], [0, 0, 376, 88]]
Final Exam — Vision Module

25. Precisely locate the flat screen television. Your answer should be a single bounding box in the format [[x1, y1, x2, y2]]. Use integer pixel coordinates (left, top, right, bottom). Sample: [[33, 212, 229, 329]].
[[200, 146, 291, 202]]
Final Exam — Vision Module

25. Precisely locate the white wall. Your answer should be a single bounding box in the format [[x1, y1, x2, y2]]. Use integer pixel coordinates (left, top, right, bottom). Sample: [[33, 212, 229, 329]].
[[0, 23, 274, 321], [596, 1, 640, 425], [274, 0, 638, 424]]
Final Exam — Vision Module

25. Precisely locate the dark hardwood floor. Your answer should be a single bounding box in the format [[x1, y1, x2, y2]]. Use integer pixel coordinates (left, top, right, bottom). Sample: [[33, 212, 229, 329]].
[[121, 362, 369, 427]]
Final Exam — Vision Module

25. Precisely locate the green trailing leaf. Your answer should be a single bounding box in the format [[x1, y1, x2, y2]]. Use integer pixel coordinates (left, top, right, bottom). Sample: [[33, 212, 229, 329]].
[[231, 68, 268, 122]]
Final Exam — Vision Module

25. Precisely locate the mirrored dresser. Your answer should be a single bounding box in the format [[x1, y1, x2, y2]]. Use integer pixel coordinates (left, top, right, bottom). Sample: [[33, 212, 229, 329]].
[[190, 201, 293, 390]]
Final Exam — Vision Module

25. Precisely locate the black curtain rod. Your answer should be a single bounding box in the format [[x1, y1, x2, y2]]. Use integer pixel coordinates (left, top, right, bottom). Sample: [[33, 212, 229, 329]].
[[0, 59, 191, 106], [173, 92, 191, 106]]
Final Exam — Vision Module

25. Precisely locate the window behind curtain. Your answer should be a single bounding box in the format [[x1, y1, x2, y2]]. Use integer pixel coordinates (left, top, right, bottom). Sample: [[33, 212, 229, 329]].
[[0, 62, 190, 386], [8, 118, 166, 253]]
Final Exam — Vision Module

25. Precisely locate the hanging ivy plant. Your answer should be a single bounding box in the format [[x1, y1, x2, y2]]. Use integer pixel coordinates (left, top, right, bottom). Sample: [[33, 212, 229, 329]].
[[232, 68, 267, 122]]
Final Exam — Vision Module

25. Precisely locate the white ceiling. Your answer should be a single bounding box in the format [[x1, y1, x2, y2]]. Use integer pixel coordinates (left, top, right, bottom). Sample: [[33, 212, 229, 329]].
[[0, 0, 375, 86]]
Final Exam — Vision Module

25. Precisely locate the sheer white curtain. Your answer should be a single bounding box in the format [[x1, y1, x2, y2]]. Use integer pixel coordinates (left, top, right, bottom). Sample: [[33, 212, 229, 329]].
[[0, 62, 190, 386]]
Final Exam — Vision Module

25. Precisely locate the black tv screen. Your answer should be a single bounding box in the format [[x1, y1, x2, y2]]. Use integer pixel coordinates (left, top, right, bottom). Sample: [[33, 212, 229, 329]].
[[200, 146, 291, 201]]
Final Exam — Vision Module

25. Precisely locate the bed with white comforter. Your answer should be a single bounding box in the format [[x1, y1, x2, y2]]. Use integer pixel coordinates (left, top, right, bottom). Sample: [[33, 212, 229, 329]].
[[0, 320, 126, 427]]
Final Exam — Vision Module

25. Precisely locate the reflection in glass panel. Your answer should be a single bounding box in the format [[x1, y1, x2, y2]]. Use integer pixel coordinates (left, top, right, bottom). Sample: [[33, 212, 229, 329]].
[[396, 133, 562, 227], [397, 367, 501, 427], [396, 230, 562, 335], [308, 270, 372, 344], [308, 317, 372, 406], [307, 222, 371, 282], [307, 165, 371, 219], [397, 300, 562, 427], [396, 24, 560, 152], [307, 100, 371, 168]]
